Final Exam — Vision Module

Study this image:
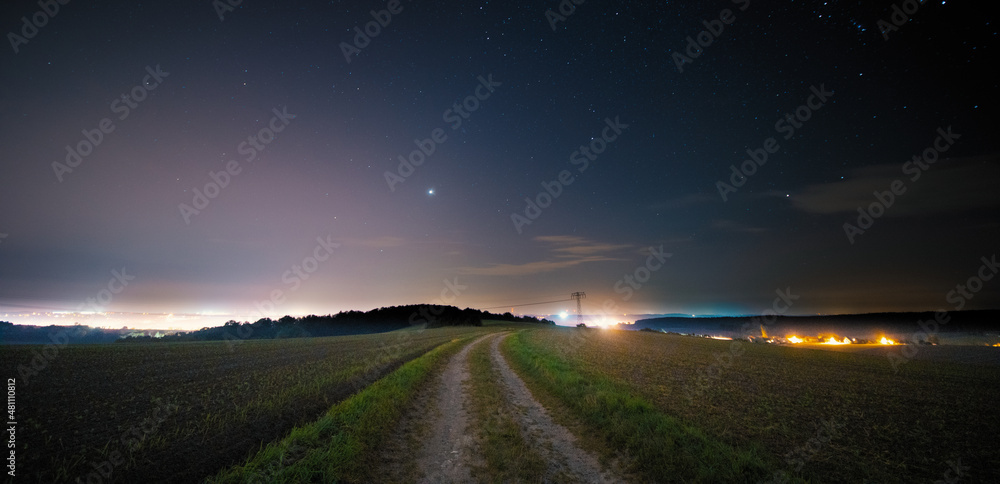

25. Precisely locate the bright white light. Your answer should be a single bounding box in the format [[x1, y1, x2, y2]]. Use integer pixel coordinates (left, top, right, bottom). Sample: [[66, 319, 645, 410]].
[[559, 311, 568, 319], [427, 189, 435, 195]]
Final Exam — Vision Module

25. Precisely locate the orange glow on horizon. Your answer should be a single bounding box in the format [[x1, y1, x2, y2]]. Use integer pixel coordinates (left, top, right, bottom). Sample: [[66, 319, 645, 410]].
[[820, 336, 852, 345]]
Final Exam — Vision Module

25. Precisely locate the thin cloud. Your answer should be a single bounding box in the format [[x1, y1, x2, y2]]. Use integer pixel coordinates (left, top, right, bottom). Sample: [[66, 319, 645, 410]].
[[457, 235, 631, 276], [792, 155, 1000, 216], [535, 235, 632, 257], [457, 256, 617, 276]]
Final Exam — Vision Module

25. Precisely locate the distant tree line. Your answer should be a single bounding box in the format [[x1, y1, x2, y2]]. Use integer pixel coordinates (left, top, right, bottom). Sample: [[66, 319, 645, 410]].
[[0, 321, 130, 345], [116, 305, 553, 343]]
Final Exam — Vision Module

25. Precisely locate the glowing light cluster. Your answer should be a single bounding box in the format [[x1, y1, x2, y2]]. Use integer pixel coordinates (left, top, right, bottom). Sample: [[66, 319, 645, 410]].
[[821, 336, 852, 345], [783, 334, 898, 345]]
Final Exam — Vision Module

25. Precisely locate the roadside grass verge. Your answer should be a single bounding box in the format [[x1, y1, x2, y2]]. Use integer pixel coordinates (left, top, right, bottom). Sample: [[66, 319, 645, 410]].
[[208, 335, 476, 483], [467, 333, 547, 482], [503, 330, 774, 483]]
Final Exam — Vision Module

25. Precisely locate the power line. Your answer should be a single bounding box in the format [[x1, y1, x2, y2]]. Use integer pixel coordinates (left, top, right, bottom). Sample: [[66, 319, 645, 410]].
[[477, 293, 569, 307], [480, 297, 574, 311]]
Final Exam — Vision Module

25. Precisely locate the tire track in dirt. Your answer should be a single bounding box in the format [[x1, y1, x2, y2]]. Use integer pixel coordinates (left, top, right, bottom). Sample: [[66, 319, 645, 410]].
[[416, 333, 496, 483], [490, 332, 621, 483]]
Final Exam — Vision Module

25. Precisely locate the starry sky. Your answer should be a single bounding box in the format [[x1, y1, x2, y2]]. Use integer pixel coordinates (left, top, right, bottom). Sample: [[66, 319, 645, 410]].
[[1, 0, 997, 329]]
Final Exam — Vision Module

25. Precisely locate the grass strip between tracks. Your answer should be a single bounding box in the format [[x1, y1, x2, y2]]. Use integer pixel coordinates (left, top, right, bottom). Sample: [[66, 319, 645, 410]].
[[467, 334, 547, 482]]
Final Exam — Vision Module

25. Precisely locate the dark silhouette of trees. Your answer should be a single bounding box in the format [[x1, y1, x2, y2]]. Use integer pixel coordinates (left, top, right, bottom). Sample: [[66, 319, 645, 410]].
[[116, 304, 554, 343]]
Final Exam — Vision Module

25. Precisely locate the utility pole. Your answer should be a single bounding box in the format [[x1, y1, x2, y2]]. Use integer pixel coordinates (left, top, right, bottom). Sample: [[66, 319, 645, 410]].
[[570, 292, 586, 325]]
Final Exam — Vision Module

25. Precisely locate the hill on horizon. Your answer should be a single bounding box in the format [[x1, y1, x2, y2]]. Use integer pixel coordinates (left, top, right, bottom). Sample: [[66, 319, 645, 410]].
[[0, 305, 554, 345]]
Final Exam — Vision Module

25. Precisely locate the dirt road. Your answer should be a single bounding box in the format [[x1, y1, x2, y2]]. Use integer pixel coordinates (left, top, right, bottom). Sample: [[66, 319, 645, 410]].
[[488, 333, 618, 483], [415, 333, 493, 483], [407, 332, 621, 483]]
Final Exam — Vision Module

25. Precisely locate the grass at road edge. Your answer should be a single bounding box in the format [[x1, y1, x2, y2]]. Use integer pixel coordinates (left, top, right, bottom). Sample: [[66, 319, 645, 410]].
[[502, 330, 775, 483], [208, 335, 475, 483]]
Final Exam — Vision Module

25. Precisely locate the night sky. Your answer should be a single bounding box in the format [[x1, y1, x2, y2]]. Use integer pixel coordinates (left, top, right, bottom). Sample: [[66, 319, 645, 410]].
[[1, 0, 997, 329]]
